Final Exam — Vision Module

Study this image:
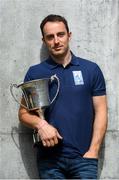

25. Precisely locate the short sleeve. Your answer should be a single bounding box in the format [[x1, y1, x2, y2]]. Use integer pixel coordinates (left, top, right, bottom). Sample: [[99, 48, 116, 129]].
[[91, 65, 106, 96]]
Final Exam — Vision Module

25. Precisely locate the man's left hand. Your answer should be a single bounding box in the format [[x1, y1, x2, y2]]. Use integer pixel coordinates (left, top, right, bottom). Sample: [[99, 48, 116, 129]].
[[83, 150, 99, 159]]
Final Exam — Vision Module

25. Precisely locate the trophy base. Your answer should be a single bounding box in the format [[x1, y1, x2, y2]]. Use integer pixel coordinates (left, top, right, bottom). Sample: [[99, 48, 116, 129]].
[[33, 130, 41, 147]]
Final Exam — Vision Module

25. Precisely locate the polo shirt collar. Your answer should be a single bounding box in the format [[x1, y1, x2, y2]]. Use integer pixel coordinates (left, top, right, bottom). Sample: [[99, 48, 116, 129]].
[[46, 52, 80, 69]]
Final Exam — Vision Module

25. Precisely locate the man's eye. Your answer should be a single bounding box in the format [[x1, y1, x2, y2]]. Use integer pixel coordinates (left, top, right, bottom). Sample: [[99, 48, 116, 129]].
[[46, 35, 54, 40], [58, 33, 65, 37]]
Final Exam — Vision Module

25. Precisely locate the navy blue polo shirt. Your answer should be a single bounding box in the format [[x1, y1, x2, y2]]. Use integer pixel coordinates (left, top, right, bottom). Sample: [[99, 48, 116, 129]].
[[24, 53, 106, 158]]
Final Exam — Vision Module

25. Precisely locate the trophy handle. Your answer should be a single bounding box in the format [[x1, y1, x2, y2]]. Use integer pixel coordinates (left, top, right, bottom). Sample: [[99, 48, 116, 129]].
[[10, 83, 28, 109], [50, 74, 60, 104]]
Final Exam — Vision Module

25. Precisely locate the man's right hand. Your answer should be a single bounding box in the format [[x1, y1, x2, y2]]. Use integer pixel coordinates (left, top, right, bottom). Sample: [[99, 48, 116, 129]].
[[18, 100, 62, 147], [37, 120, 63, 147]]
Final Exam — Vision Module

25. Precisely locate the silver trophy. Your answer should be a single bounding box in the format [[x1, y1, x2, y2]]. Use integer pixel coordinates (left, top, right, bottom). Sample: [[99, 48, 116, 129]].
[[10, 74, 60, 145]]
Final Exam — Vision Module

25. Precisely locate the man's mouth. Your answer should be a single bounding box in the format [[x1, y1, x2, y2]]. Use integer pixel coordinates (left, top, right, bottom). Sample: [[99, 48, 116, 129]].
[[53, 46, 63, 50]]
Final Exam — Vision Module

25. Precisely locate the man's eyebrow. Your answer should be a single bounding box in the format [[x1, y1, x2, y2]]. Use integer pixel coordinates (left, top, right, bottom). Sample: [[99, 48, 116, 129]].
[[57, 32, 65, 34], [46, 33, 54, 36], [44, 33, 54, 37], [45, 31, 66, 36]]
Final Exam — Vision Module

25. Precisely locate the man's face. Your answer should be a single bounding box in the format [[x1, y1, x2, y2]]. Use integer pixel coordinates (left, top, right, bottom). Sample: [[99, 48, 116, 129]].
[[42, 21, 71, 58]]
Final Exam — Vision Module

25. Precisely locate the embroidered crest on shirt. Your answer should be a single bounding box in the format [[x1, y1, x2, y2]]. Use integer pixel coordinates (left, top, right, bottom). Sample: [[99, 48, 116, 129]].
[[72, 71, 84, 85]]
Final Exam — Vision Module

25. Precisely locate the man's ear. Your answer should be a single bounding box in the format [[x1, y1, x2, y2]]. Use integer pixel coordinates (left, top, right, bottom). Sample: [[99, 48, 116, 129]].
[[69, 32, 72, 40]]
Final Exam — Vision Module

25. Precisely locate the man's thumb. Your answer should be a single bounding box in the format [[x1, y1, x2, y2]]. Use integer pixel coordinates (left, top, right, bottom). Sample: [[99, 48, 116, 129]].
[[56, 131, 63, 139]]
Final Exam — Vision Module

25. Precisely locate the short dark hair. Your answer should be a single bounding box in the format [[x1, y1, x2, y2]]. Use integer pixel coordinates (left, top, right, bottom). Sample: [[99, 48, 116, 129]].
[[40, 14, 69, 36]]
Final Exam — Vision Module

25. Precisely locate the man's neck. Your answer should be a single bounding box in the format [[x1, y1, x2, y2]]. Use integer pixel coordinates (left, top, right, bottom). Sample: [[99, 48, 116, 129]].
[[51, 50, 72, 68]]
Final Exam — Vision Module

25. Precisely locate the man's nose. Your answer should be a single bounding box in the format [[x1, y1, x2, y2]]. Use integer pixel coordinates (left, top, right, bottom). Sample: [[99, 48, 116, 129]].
[[54, 36, 59, 44]]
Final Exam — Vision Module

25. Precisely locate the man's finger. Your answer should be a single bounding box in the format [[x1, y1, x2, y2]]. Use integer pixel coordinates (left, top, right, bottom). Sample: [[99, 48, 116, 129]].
[[53, 136, 58, 145], [56, 131, 63, 139], [42, 140, 46, 146], [45, 140, 51, 147], [49, 139, 55, 147]]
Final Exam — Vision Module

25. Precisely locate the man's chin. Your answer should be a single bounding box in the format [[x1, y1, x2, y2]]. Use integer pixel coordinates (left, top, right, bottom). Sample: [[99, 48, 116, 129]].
[[51, 50, 66, 58]]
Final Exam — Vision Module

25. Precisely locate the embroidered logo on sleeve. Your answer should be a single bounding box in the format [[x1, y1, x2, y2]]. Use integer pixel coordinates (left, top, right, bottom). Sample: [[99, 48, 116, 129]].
[[72, 71, 84, 85]]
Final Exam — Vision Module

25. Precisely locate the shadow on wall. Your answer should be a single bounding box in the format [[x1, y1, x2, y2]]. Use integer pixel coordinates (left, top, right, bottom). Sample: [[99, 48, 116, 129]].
[[18, 124, 39, 179], [11, 124, 39, 179], [98, 142, 106, 178], [40, 43, 49, 62]]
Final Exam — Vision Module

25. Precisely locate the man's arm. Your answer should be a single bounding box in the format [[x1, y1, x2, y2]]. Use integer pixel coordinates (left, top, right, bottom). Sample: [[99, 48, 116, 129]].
[[18, 98, 62, 147], [83, 95, 108, 158]]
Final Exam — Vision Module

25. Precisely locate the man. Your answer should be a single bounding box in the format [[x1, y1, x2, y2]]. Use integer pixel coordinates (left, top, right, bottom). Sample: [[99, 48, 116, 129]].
[[19, 14, 108, 179]]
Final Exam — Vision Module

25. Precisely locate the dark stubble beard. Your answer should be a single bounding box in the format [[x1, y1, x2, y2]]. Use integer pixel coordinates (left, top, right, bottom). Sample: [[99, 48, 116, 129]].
[[50, 46, 70, 61]]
